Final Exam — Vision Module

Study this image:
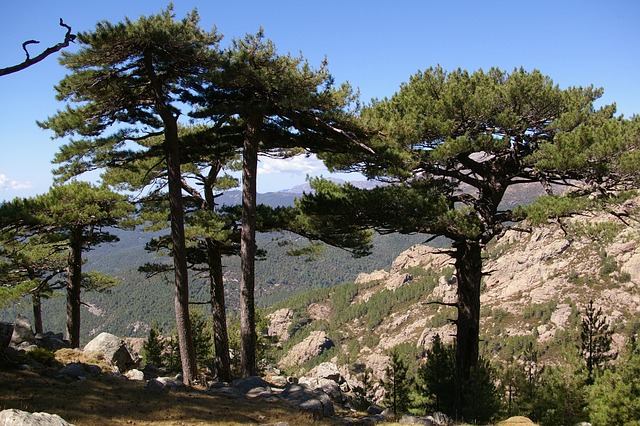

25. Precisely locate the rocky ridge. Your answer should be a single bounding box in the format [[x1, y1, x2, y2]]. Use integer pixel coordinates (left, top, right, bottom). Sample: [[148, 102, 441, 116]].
[[271, 197, 640, 386]]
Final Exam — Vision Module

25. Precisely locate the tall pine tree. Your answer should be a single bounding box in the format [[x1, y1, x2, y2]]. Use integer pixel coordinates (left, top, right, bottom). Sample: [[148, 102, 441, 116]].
[[299, 67, 638, 418], [37, 6, 220, 383]]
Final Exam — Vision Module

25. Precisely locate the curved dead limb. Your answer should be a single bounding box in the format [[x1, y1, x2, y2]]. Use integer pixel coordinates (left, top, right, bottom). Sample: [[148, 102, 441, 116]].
[[0, 19, 76, 77]]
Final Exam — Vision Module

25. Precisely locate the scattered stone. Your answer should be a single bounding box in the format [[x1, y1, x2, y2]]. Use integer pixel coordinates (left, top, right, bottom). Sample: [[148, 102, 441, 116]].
[[145, 376, 184, 394], [230, 376, 272, 394], [279, 383, 334, 417], [366, 404, 384, 415], [380, 408, 395, 421], [0, 408, 74, 426], [430, 411, 451, 426], [399, 414, 434, 425], [124, 369, 144, 381], [142, 364, 161, 380], [315, 362, 341, 382], [59, 362, 88, 380]]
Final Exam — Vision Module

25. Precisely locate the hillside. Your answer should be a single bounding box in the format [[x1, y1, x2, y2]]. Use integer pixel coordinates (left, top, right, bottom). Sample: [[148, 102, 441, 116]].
[[268, 196, 640, 386]]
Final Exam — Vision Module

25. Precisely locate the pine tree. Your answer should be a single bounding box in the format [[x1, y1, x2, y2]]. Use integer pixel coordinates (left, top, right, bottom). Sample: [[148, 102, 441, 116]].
[[298, 67, 638, 418], [190, 30, 368, 377], [383, 349, 412, 416], [37, 5, 220, 384], [142, 324, 164, 367], [581, 299, 614, 384], [417, 334, 455, 415]]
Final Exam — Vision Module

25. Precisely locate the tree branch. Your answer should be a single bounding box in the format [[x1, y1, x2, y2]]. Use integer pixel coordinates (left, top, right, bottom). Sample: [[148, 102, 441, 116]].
[[0, 19, 76, 77]]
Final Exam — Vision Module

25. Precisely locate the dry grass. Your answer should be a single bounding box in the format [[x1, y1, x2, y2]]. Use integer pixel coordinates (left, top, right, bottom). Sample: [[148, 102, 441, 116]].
[[0, 368, 339, 426]]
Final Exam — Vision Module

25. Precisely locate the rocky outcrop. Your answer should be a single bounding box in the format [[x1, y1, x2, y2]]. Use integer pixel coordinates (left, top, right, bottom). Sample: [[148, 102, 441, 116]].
[[10, 315, 34, 348], [83, 332, 135, 372], [280, 331, 334, 367], [267, 308, 294, 342], [0, 409, 74, 426]]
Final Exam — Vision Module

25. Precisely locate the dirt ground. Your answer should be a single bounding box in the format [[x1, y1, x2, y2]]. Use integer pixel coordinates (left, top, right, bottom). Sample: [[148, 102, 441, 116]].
[[0, 368, 341, 426]]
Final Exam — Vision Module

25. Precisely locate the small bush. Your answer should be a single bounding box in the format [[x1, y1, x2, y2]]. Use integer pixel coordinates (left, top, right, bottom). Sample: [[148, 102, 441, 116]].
[[27, 347, 57, 366]]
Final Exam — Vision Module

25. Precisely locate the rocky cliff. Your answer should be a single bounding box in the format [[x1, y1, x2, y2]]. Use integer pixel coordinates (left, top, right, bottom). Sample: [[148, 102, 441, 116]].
[[271, 196, 640, 383]]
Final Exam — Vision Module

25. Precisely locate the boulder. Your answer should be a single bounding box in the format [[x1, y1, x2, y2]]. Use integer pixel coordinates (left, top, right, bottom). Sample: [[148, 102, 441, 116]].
[[279, 383, 334, 417], [0, 409, 74, 426], [124, 369, 145, 381], [10, 315, 34, 346], [315, 362, 341, 382], [83, 332, 134, 371], [399, 414, 434, 425], [230, 376, 272, 394], [145, 376, 184, 393], [59, 362, 88, 379]]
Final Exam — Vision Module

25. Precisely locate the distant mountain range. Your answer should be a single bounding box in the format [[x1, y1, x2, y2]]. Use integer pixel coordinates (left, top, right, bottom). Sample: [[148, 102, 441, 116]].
[[216, 179, 382, 207]]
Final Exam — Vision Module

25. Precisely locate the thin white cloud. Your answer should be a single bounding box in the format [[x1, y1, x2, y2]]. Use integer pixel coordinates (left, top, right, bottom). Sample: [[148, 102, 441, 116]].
[[0, 173, 32, 191], [257, 155, 325, 176]]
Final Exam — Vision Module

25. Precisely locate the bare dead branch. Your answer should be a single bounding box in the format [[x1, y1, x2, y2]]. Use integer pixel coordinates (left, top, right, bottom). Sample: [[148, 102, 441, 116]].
[[1, 19, 76, 77]]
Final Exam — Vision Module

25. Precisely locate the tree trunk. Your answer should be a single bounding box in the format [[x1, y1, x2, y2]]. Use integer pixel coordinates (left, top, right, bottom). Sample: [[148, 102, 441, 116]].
[[32, 293, 43, 335], [240, 115, 261, 377], [453, 238, 483, 421], [66, 229, 83, 348], [207, 238, 232, 382], [165, 119, 198, 386]]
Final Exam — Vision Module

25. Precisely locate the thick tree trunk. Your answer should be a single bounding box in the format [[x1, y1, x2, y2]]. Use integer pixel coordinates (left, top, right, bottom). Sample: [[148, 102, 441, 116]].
[[453, 239, 483, 421], [165, 120, 198, 386], [32, 294, 43, 335], [240, 115, 261, 377], [207, 238, 232, 382], [66, 230, 83, 348]]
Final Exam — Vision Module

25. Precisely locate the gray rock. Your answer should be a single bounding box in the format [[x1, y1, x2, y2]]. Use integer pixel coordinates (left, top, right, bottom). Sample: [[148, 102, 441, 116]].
[[266, 375, 289, 387], [230, 376, 272, 394], [60, 362, 87, 379], [246, 386, 273, 399], [366, 404, 384, 415], [279, 383, 334, 417], [315, 361, 341, 382], [83, 332, 134, 371], [399, 414, 434, 425], [430, 411, 451, 426], [124, 369, 144, 381], [145, 376, 183, 393], [10, 315, 34, 346], [43, 338, 68, 351], [0, 408, 74, 425]]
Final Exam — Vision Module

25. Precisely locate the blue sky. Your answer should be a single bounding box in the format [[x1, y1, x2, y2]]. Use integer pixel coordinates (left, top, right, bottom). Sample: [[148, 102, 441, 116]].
[[1, 1, 639, 201]]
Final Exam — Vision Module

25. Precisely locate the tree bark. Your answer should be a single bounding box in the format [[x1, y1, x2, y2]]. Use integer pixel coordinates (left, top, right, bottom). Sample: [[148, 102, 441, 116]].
[[32, 294, 43, 335], [207, 238, 232, 382], [165, 118, 198, 385], [66, 229, 83, 348], [452, 238, 482, 421], [240, 115, 261, 377]]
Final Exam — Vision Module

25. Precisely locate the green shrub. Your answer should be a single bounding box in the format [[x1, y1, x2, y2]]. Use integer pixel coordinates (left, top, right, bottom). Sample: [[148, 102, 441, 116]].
[[27, 347, 57, 366]]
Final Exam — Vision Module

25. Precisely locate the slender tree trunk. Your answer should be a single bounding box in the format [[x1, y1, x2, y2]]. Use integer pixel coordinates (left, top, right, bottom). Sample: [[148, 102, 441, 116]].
[[165, 119, 198, 386], [207, 238, 232, 382], [240, 115, 261, 377], [66, 229, 83, 348], [453, 238, 482, 421], [32, 294, 43, 335]]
